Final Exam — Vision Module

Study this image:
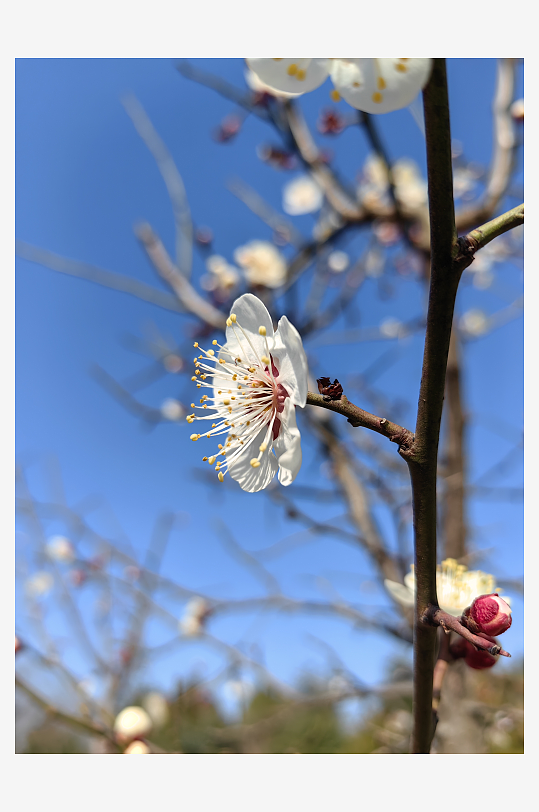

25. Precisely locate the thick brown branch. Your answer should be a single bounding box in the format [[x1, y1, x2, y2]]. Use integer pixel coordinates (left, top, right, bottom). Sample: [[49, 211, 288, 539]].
[[409, 58, 459, 755], [442, 328, 467, 559]]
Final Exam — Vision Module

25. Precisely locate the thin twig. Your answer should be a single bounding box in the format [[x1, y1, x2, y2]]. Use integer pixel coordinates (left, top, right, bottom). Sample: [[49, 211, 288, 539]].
[[122, 94, 193, 277]]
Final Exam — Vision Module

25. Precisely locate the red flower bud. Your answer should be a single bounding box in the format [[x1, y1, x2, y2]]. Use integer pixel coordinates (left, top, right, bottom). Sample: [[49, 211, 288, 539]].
[[450, 634, 499, 670], [469, 593, 512, 636]]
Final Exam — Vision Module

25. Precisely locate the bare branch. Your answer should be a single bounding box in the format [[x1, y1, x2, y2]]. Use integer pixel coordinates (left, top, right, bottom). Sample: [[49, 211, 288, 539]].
[[306, 392, 415, 454], [135, 222, 226, 329], [122, 94, 193, 277], [456, 59, 520, 231], [16, 241, 184, 313]]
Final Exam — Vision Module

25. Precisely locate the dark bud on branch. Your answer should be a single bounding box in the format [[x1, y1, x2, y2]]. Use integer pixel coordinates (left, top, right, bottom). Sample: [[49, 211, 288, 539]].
[[213, 115, 243, 143], [317, 377, 343, 401]]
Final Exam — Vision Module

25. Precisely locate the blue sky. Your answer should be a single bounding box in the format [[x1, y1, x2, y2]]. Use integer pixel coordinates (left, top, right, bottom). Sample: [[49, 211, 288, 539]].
[[15, 59, 524, 712]]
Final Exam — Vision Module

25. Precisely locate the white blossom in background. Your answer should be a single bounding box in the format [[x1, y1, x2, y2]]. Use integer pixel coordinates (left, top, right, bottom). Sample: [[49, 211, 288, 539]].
[[233, 241, 287, 288], [392, 159, 427, 212], [114, 706, 152, 744], [25, 571, 53, 598], [244, 67, 302, 99], [142, 692, 170, 728], [160, 398, 184, 422], [380, 317, 403, 338], [186, 294, 308, 492], [358, 155, 427, 214], [460, 309, 489, 337], [124, 740, 151, 754], [327, 250, 350, 273], [45, 535, 75, 563], [179, 596, 209, 636], [162, 353, 183, 374], [384, 558, 510, 617], [473, 270, 494, 290], [201, 254, 240, 295], [246, 59, 433, 114], [282, 175, 323, 215]]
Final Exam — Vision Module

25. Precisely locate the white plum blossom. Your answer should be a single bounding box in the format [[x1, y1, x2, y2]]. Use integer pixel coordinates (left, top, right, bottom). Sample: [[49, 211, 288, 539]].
[[327, 250, 350, 273], [244, 67, 302, 99], [202, 254, 240, 295], [233, 241, 287, 288], [186, 294, 308, 492], [384, 558, 510, 617], [358, 154, 427, 213], [179, 596, 209, 636], [246, 59, 433, 114], [25, 571, 53, 598], [113, 706, 152, 744], [460, 309, 489, 337], [123, 740, 151, 754], [45, 535, 75, 563], [160, 398, 184, 421], [380, 317, 403, 338], [282, 175, 324, 216]]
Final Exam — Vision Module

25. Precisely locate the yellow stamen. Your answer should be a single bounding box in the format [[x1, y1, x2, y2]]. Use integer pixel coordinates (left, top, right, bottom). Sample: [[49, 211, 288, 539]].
[[296, 69, 306, 81], [259, 442, 267, 452], [377, 76, 386, 90], [212, 340, 218, 345], [250, 459, 261, 468], [261, 356, 270, 365], [230, 314, 237, 323], [287, 63, 298, 76], [330, 89, 341, 102], [218, 472, 224, 482], [259, 326, 267, 336], [372, 92, 383, 104]]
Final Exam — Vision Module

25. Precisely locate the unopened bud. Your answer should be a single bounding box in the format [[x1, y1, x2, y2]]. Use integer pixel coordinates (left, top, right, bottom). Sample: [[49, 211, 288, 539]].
[[465, 593, 512, 636], [450, 634, 499, 670]]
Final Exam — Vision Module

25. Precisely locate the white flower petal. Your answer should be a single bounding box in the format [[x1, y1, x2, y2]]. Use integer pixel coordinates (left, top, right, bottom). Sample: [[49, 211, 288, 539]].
[[244, 68, 303, 99], [225, 293, 275, 360], [331, 59, 432, 115], [272, 316, 308, 407], [283, 175, 324, 216], [384, 578, 415, 607], [274, 399, 302, 486], [228, 425, 279, 492], [246, 59, 330, 95]]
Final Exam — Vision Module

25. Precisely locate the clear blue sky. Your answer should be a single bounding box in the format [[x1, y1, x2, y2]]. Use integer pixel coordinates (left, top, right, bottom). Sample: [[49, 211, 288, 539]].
[[15, 59, 524, 711]]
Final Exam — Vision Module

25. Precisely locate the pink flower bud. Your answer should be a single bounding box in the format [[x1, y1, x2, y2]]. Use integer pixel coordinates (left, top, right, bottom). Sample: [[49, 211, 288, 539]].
[[450, 634, 499, 670], [469, 593, 512, 636]]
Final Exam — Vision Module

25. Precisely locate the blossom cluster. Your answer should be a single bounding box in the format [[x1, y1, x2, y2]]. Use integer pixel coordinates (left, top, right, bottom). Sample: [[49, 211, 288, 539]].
[[246, 59, 433, 114]]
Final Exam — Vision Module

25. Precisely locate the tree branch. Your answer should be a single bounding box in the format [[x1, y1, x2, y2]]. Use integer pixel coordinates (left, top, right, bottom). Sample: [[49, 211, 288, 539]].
[[135, 222, 226, 329], [409, 58, 460, 754], [306, 392, 415, 454], [122, 94, 194, 277]]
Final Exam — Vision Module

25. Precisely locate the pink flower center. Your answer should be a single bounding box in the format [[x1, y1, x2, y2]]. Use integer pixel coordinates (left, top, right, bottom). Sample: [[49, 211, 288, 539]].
[[265, 357, 289, 440]]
